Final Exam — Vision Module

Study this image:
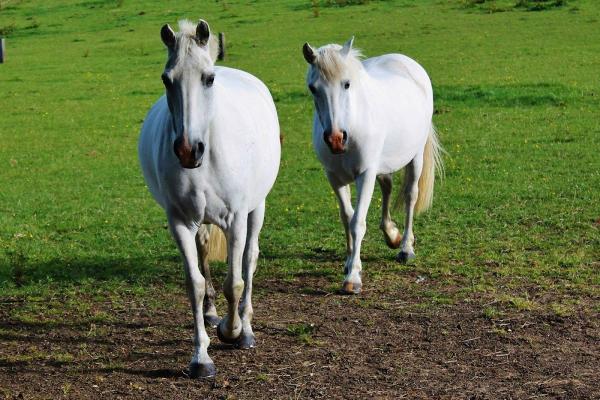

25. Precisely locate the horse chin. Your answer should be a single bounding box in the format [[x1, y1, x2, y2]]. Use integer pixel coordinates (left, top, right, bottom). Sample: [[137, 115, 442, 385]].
[[328, 144, 346, 155]]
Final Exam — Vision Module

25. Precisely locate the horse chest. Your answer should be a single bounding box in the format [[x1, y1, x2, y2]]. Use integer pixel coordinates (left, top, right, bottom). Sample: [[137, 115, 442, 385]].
[[315, 141, 375, 184]]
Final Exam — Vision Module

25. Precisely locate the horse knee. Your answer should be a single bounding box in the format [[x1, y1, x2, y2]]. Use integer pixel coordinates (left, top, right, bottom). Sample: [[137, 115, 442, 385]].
[[350, 219, 366, 240], [189, 272, 206, 295]]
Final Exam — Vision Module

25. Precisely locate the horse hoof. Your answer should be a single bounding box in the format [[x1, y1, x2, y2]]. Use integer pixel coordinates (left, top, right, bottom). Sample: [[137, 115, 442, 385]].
[[187, 362, 217, 379], [236, 333, 256, 350], [204, 314, 221, 328], [396, 251, 416, 264], [340, 280, 362, 295]]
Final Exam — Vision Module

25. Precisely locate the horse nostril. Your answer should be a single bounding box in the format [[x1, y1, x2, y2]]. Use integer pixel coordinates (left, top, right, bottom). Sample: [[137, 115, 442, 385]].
[[342, 130, 348, 143], [196, 142, 205, 158]]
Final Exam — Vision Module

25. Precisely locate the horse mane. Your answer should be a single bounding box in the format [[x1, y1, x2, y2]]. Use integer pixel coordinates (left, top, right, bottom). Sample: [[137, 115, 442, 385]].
[[175, 19, 219, 62], [314, 44, 363, 81]]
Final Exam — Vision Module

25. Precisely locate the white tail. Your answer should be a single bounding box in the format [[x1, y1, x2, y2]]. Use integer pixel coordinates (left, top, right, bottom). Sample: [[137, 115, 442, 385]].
[[413, 124, 444, 214], [207, 225, 227, 262]]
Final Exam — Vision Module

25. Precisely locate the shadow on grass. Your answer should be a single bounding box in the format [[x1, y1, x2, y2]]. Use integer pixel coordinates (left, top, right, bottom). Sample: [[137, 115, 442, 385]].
[[0, 254, 227, 288]]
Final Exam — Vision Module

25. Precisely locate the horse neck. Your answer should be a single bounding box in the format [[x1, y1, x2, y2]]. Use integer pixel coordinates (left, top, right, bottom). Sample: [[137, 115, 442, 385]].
[[349, 70, 376, 127]]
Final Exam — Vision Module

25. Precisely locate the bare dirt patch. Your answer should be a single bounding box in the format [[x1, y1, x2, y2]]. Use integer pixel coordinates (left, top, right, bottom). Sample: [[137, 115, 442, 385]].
[[0, 278, 598, 399]]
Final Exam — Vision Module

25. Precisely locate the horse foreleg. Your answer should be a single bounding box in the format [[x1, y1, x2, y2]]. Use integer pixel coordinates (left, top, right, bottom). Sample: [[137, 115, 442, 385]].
[[237, 201, 265, 349], [397, 156, 423, 263], [327, 172, 354, 260], [342, 170, 377, 295], [377, 174, 402, 249], [196, 224, 220, 328], [168, 215, 215, 378], [217, 212, 247, 344]]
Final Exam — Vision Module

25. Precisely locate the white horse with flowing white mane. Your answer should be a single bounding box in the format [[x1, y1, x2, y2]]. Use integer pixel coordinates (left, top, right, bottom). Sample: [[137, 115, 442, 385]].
[[139, 20, 280, 377], [302, 38, 443, 295]]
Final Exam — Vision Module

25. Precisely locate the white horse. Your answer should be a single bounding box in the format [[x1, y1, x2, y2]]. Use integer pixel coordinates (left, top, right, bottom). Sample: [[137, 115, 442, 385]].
[[139, 20, 280, 377], [302, 38, 443, 295]]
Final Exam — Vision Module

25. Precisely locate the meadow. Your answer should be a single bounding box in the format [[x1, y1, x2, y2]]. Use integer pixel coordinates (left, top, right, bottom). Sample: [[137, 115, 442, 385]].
[[0, 0, 599, 398]]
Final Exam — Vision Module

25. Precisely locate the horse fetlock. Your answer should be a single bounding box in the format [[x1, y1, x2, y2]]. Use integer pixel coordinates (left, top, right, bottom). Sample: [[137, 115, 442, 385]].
[[382, 224, 402, 249], [217, 315, 242, 343], [203, 303, 220, 328], [189, 342, 213, 378]]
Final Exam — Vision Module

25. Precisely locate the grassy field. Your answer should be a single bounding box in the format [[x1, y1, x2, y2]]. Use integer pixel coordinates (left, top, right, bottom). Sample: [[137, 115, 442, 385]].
[[0, 0, 599, 398]]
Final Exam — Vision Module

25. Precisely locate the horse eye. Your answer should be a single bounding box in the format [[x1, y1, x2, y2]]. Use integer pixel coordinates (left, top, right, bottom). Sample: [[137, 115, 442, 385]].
[[308, 84, 317, 94], [343, 81, 350, 90], [203, 73, 215, 87]]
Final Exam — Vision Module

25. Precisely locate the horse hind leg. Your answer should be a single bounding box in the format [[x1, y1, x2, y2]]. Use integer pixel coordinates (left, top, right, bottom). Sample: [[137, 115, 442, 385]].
[[377, 174, 402, 249], [396, 156, 423, 264], [196, 224, 220, 328]]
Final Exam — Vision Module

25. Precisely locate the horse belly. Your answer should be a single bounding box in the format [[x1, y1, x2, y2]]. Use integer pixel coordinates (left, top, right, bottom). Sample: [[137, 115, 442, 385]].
[[139, 99, 171, 210]]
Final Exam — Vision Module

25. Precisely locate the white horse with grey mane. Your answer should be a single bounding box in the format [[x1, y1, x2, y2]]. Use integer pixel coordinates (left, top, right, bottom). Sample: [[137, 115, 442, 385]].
[[302, 38, 443, 295], [139, 20, 280, 377]]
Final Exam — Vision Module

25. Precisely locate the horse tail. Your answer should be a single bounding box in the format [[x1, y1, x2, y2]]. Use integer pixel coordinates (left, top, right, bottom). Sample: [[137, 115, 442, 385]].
[[413, 124, 444, 214], [207, 225, 227, 262]]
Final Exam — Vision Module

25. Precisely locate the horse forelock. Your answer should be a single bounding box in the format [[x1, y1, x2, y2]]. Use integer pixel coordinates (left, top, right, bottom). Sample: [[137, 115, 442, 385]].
[[171, 20, 218, 65], [312, 44, 363, 81]]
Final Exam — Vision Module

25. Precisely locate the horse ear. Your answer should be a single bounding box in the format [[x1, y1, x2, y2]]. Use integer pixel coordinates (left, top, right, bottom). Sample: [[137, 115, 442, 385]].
[[340, 36, 354, 57], [196, 20, 210, 46], [303, 42, 316, 64], [161, 24, 176, 48]]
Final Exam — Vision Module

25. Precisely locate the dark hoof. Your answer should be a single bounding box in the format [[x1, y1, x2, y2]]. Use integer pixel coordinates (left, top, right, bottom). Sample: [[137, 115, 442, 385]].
[[383, 232, 402, 249], [396, 251, 416, 264], [216, 323, 239, 345], [186, 362, 216, 379], [340, 280, 362, 295], [236, 333, 256, 350], [204, 314, 221, 328]]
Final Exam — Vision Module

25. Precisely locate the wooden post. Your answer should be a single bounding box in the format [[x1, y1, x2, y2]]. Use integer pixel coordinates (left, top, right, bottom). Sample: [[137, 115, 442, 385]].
[[217, 32, 225, 61], [0, 38, 5, 64]]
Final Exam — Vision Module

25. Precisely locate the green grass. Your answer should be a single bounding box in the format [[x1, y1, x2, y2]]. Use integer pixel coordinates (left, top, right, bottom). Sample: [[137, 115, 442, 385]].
[[0, 0, 599, 317]]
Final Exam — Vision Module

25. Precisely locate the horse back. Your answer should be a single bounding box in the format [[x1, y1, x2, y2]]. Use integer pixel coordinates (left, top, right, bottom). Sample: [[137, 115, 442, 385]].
[[363, 54, 433, 102]]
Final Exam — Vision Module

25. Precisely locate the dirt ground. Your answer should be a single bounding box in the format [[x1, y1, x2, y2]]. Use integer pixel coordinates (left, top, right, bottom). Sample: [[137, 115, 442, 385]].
[[1, 277, 598, 400]]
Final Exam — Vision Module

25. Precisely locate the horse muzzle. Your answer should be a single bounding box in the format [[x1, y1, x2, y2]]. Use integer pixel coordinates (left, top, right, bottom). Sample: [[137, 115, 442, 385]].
[[174, 136, 205, 169], [324, 129, 348, 154]]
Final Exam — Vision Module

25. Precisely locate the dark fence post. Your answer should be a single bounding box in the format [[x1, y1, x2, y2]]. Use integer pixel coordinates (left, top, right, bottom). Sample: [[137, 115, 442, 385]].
[[217, 32, 225, 61], [0, 38, 5, 64]]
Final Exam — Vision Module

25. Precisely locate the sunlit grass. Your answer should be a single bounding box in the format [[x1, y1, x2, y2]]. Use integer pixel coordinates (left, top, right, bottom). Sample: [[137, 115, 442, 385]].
[[0, 0, 598, 319]]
